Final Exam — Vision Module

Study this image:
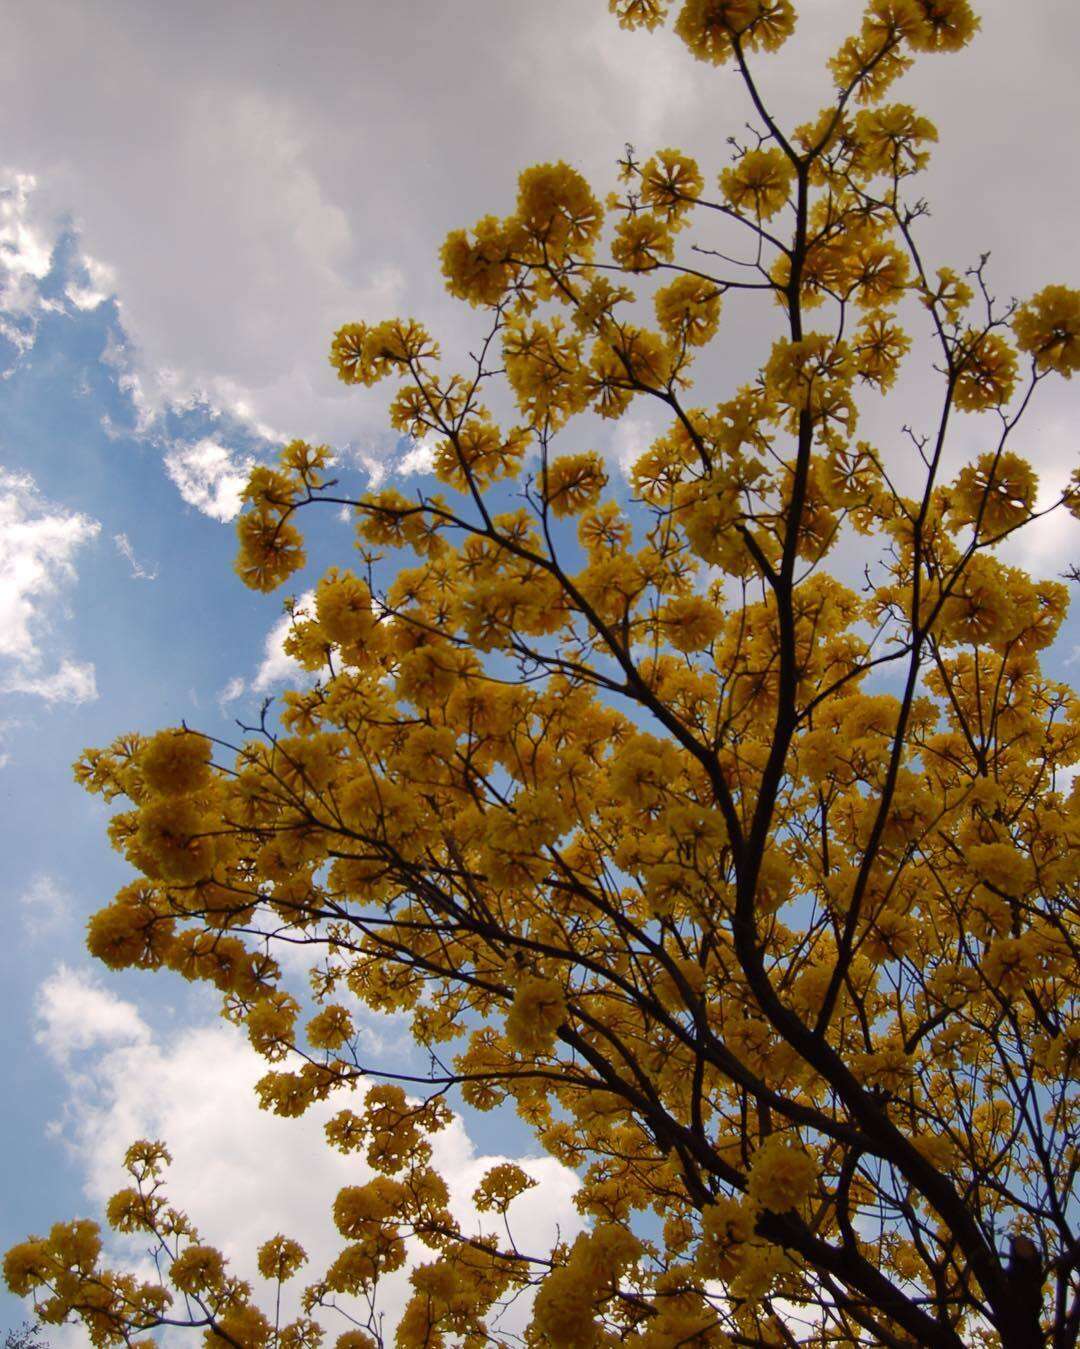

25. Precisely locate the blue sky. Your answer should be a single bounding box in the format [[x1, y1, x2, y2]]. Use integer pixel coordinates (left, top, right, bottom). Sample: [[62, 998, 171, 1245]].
[[2, 1, 1079, 1340]]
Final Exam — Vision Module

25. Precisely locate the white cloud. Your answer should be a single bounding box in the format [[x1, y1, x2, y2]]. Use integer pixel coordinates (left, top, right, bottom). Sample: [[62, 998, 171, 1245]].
[[65, 253, 116, 311], [0, 0, 1073, 498], [0, 468, 100, 703], [36, 965, 151, 1066], [0, 472, 99, 657], [251, 595, 314, 693], [0, 172, 121, 372], [995, 424, 1080, 580], [113, 531, 158, 580], [0, 171, 52, 314], [340, 435, 440, 495], [0, 715, 19, 768], [216, 673, 248, 707], [163, 438, 254, 522], [218, 589, 317, 709], [0, 656, 98, 703], [17, 872, 73, 940], [396, 436, 437, 477], [33, 965, 583, 1343], [352, 450, 391, 491], [2, 8, 1077, 509], [607, 412, 660, 479]]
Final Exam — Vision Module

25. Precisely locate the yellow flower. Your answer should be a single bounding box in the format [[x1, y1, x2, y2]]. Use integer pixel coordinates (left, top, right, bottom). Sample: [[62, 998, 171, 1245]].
[[654, 274, 723, 346], [542, 453, 609, 518], [746, 1134, 818, 1213], [659, 593, 724, 652], [256, 1235, 307, 1282], [953, 330, 1019, 411], [516, 161, 603, 260], [473, 1163, 538, 1214], [853, 310, 911, 389], [306, 1003, 354, 1052], [854, 102, 938, 177], [1012, 285, 1080, 377], [333, 1178, 409, 1244], [765, 333, 855, 430], [315, 569, 377, 647], [966, 841, 1032, 898], [719, 147, 793, 219], [982, 935, 1040, 999], [612, 325, 676, 388], [140, 729, 212, 797], [207, 1304, 272, 1349], [609, 0, 669, 31], [844, 237, 909, 308], [905, 0, 980, 53], [640, 149, 704, 220], [697, 1195, 756, 1280], [433, 420, 530, 490], [328, 319, 436, 386], [502, 317, 588, 427], [730, 1241, 789, 1303], [949, 451, 1037, 535], [328, 321, 371, 384], [530, 1260, 599, 1347], [922, 265, 972, 323], [241, 465, 297, 515], [611, 212, 674, 271], [570, 275, 635, 335], [2, 1240, 49, 1296], [136, 797, 215, 884], [440, 214, 522, 307], [85, 886, 173, 971], [505, 975, 566, 1055], [170, 1244, 226, 1295], [829, 26, 913, 105], [675, 0, 796, 65], [279, 438, 331, 485], [235, 509, 306, 593], [107, 1186, 166, 1237]]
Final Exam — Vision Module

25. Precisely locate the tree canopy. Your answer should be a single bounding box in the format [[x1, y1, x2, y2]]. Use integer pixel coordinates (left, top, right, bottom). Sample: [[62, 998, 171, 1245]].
[[6, 0, 1080, 1345]]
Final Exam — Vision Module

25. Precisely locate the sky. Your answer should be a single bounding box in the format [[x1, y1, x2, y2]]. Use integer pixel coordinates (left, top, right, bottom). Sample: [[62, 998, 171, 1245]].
[[1, 0, 1078, 1341]]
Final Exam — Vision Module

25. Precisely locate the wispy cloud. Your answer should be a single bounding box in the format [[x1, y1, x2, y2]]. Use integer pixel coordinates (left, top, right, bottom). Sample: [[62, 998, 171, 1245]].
[[0, 716, 19, 769], [216, 673, 247, 709], [18, 872, 73, 940], [352, 450, 390, 491], [1, 657, 97, 704], [113, 532, 157, 581], [218, 590, 317, 706]]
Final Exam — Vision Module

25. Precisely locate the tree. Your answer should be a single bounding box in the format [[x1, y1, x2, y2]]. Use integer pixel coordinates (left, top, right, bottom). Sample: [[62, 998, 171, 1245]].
[[4, 1325, 47, 1349], [5, 0, 1080, 1344]]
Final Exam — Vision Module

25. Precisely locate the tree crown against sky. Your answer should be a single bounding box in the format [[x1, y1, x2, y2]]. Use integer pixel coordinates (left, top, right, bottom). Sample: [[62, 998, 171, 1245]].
[[6, 0, 1080, 1346]]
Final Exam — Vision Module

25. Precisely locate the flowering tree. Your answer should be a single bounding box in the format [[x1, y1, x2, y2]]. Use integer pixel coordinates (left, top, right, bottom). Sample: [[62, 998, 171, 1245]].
[[6, 0, 1080, 1345], [4, 1325, 47, 1349]]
